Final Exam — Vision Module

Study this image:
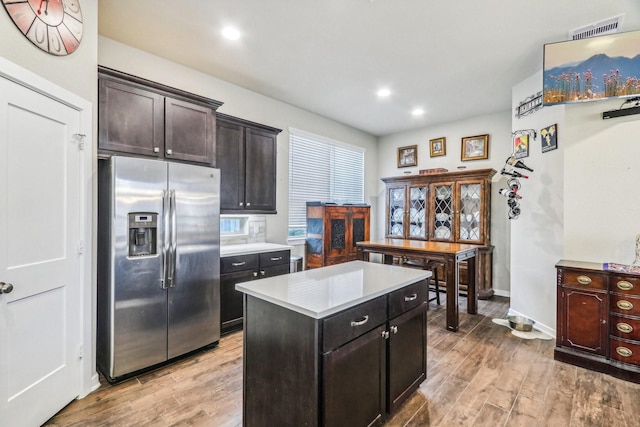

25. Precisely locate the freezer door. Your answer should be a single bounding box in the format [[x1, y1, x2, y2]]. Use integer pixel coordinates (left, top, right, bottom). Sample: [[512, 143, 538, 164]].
[[167, 162, 220, 358], [104, 156, 169, 379]]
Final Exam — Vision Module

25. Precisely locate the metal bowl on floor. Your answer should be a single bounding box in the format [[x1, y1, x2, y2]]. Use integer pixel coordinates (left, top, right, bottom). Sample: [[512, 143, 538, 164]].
[[507, 315, 535, 332]]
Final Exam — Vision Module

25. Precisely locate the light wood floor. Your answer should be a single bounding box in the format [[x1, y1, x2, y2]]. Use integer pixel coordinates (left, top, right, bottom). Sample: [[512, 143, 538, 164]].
[[44, 295, 640, 426]]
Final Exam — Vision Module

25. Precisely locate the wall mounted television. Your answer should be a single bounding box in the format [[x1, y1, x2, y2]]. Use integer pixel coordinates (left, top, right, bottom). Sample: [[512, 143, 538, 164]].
[[543, 29, 640, 106]]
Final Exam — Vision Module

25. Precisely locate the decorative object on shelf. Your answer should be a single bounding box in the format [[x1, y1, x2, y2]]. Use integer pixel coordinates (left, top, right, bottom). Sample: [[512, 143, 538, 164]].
[[461, 134, 489, 161], [541, 124, 558, 152], [2, 0, 83, 56], [603, 262, 640, 275], [499, 156, 534, 220], [429, 137, 446, 157], [515, 91, 543, 118], [633, 233, 640, 267], [397, 145, 417, 168], [512, 129, 537, 159], [419, 168, 448, 175]]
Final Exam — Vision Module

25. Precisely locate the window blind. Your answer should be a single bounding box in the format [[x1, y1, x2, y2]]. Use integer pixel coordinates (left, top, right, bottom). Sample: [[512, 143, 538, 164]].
[[288, 128, 365, 238]]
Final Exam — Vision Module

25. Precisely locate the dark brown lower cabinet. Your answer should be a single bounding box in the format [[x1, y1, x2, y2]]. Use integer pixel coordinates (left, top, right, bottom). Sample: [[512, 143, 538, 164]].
[[242, 280, 427, 427]]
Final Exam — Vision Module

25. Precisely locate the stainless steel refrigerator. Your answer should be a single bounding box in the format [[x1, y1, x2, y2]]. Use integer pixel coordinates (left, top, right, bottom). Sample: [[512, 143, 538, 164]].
[[97, 156, 220, 382]]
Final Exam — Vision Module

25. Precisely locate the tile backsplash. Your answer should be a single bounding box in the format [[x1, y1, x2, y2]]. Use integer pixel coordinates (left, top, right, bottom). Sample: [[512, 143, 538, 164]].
[[220, 215, 266, 246]]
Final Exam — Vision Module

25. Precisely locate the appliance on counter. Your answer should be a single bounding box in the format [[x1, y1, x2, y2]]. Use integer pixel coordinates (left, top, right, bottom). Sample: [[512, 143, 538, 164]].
[[97, 156, 220, 383]]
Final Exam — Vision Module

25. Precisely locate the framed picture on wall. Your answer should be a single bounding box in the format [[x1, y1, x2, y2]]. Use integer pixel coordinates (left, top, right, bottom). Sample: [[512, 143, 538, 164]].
[[397, 145, 418, 167], [513, 134, 529, 159], [461, 134, 489, 161], [541, 124, 558, 152], [429, 137, 446, 157]]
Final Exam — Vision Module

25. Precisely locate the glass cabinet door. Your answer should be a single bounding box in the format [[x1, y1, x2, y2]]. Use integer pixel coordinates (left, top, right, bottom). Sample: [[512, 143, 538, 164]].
[[458, 182, 483, 243], [407, 185, 428, 239], [387, 187, 406, 237], [432, 183, 453, 241]]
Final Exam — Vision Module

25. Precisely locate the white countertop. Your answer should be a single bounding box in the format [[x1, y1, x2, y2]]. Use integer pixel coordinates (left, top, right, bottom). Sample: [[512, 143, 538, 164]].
[[235, 261, 430, 319], [220, 242, 293, 257]]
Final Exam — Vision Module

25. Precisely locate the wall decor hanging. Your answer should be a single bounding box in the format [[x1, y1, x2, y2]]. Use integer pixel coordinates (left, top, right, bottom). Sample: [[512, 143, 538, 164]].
[[540, 124, 558, 152], [2, 0, 83, 56], [429, 137, 446, 157], [499, 154, 534, 220], [515, 91, 543, 118], [461, 134, 489, 161], [397, 145, 417, 168], [511, 129, 537, 159]]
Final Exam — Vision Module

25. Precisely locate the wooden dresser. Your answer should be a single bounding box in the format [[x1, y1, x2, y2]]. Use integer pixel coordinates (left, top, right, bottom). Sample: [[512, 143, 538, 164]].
[[555, 259, 640, 383]]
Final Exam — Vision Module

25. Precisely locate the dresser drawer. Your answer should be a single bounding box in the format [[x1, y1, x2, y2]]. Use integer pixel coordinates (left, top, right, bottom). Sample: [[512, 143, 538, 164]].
[[560, 270, 606, 290], [388, 280, 428, 319], [259, 250, 290, 268], [610, 294, 640, 317], [610, 315, 640, 341], [322, 296, 387, 352], [221, 254, 259, 273], [611, 275, 640, 296], [611, 337, 640, 366]]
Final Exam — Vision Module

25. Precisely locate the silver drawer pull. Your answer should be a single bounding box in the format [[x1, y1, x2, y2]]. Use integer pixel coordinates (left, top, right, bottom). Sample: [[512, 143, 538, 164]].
[[617, 300, 634, 311], [616, 346, 633, 357], [617, 280, 634, 291], [404, 294, 418, 302], [231, 262, 246, 266], [617, 323, 633, 334], [576, 275, 592, 285], [270, 257, 283, 261], [350, 315, 369, 327]]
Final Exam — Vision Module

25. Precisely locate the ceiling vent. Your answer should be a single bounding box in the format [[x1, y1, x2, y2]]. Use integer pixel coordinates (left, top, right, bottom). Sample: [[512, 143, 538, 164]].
[[569, 14, 624, 40]]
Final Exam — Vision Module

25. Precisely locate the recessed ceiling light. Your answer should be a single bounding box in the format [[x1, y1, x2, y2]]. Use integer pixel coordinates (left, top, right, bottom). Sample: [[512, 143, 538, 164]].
[[411, 108, 425, 116], [376, 88, 391, 98], [222, 26, 241, 40]]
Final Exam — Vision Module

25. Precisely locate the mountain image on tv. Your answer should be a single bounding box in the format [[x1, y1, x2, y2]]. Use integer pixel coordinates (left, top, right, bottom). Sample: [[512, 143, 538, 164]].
[[543, 30, 640, 105]]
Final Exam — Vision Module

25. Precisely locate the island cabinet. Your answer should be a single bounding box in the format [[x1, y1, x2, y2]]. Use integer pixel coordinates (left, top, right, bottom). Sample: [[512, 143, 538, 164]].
[[215, 113, 282, 214], [382, 169, 495, 298], [237, 261, 430, 427], [306, 202, 371, 268], [98, 67, 222, 165], [220, 248, 290, 334], [555, 260, 640, 383]]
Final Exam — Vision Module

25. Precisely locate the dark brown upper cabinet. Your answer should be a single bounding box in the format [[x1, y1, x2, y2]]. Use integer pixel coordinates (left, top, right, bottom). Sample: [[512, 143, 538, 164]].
[[98, 66, 222, 166], [216, 113, 282, 214]]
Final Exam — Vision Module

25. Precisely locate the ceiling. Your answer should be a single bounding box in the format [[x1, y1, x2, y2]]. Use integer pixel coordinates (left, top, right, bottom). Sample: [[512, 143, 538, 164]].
[[98, 1, 640, 136]]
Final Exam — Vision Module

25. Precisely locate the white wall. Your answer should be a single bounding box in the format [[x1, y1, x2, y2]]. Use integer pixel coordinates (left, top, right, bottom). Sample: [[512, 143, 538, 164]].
[[377, 111, 513, 296], [98, 37, 379, 260]]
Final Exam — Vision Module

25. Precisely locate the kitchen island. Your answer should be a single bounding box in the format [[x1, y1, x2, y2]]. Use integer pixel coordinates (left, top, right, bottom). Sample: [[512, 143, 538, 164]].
[[236, 261, 431, 427]]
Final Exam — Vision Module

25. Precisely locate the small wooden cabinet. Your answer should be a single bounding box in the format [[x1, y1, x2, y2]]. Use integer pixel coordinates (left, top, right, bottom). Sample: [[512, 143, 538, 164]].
[[555, 260, 640, 383], [220, 250, 290, 334], [98, 67, 221, 165], [216, 113, 282, 214], [306, 203, 371, 268], [382, 169, 495, 298]]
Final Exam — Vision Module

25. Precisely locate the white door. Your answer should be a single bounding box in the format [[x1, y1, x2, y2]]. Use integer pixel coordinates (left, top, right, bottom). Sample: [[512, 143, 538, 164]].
[[0, 75, 83, 426]]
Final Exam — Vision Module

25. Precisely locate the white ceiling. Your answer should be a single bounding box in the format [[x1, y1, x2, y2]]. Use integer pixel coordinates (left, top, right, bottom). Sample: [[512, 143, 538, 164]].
[[98, 1, 640, 136]]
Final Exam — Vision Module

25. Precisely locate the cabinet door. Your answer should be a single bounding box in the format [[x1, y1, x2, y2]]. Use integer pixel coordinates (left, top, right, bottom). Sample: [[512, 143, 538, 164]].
[[216, 119, 245, 211], [388, 303, 427, 413], [431, 182, 454, 241], [165, 97, 215, 165], [323, 324, 386, 427], [244, 127, 277, 212], [326, 207, 349, 258], [98, 78, 164, 157], [407, 185, 428, 239], [560, 288, 608, 355], [259, 263, 290, 279], [220, 269, 256, 333], [387, 186, 406, 238], [457, 180, 485, 243], [350, 207, 370, 257]]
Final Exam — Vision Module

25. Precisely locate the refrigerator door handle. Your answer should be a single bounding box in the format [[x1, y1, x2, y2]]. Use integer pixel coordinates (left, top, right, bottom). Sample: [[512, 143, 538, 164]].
[[168, 189, 177, 288], [161, 189, 170, 289]]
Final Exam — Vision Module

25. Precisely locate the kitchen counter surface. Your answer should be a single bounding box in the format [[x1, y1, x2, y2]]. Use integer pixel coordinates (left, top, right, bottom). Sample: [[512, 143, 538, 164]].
[[220, 242, 293, 257], [236, 260, 430, 319]]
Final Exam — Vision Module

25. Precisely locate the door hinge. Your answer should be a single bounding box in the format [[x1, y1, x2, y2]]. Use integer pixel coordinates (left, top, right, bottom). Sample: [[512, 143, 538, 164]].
[[74, 133, 86, 150], [78, 345, 83, 359], [78, 240, 85, 254]]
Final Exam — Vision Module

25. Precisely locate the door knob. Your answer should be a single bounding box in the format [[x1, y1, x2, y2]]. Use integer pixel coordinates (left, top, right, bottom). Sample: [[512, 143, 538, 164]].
[[0, 282, 14, 294]]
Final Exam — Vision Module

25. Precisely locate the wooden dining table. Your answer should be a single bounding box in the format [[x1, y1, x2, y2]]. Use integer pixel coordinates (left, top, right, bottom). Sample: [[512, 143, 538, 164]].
[[356, 238, 483, 332]]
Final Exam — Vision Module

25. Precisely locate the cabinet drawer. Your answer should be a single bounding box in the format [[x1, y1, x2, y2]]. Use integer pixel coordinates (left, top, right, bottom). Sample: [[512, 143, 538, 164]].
[[610, 315, 640, 341], [259, 250, 290, 268], [610, 294, 640, 317], [611, 337, 640, 366], [323, 296, 387, 352], [221, 254, 259, 273], [388, 280, 428, 319], [561, 270, 606, 290], [611, 275, 640, 296]]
